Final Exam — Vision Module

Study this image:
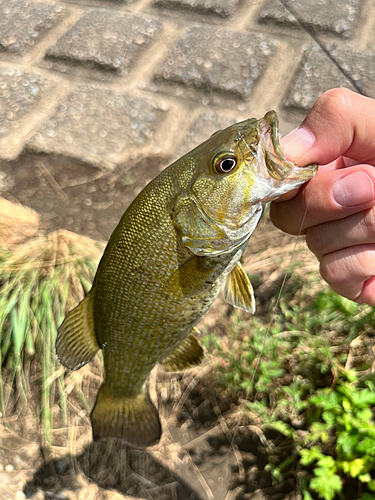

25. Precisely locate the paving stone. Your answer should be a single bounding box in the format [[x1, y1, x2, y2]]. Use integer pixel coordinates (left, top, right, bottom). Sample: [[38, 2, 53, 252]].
[[284, 45, 375, 111], [27, 86, 168, 169], [0, 0, 67, 55], [152, 26, 276, 105], [0, 67, 54, 140], [44, 10, 162, 80], [152, 0, 241, 19], [258, 0, 364, 39], [65, 0, 133, 5], [174, 110, 236, 158]]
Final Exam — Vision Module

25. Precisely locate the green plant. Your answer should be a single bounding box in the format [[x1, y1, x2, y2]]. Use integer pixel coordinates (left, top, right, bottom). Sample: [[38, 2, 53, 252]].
[[0, 231, 103, 445], [298, 372, 375, 500], [214, 270, 375, 499]]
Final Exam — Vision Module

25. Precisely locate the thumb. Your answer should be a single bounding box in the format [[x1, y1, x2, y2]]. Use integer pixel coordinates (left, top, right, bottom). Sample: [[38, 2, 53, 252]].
[[281, 88, 375, 168]]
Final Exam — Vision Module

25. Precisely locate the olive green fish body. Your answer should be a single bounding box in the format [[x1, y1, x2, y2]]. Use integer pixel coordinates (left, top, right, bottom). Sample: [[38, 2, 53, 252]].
[[56, 111, 317, 447], [93, 164, 240, 394]]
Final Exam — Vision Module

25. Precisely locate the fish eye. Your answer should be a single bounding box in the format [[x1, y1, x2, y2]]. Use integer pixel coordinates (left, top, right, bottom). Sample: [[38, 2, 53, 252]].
[[213, 154, 238, 175]]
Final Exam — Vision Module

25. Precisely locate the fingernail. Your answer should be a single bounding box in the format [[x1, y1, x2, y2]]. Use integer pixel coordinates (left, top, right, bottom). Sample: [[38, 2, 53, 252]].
[[281, 126, 315, 161], [333, 171, 375, 207]]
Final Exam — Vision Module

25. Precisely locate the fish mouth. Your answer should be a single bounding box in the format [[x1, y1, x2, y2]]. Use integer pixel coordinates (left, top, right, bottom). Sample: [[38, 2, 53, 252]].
[[257, 110, 318, 183]]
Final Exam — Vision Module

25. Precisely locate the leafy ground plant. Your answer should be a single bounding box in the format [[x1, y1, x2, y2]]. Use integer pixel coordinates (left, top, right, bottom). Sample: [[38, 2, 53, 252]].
[[0, 230, 104, 445], [298, 371, 375, 500], [208, 270, 375, 500]]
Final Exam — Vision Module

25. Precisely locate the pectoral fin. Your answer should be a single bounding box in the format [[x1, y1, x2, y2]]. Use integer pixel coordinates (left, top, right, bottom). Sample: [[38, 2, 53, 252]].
[[224, 262, 255, 314], [56, 292, 100, 370], [163, 254, 215, 298], [160, 328, 204, 372]]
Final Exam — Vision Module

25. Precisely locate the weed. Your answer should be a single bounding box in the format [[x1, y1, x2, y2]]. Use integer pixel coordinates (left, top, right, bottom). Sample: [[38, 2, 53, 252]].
[[0, 230, 103, 445], [213, 270, 375, 499]]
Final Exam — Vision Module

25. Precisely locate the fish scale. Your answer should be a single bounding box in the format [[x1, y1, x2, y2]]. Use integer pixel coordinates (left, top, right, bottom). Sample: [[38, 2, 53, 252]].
[[56, 111, 317, 447]]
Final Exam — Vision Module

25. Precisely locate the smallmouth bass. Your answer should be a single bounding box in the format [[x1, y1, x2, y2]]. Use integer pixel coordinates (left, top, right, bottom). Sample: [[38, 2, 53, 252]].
[[56, 111, 317, 447]]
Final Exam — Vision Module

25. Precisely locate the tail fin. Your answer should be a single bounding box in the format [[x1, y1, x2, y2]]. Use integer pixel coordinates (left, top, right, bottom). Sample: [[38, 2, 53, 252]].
[[56, 292, 100, 370], [91, 384, 161, 448]]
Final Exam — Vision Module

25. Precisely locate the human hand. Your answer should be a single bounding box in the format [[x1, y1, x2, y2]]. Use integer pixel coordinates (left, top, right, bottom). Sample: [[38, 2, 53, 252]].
[[270, 88, 375, 305]]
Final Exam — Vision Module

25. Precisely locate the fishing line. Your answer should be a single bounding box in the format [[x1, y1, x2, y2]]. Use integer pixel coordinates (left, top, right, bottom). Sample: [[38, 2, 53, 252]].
[[250, 0, 363, 376], [277, 0, 366, 97], [219, 176, 317, 480], [246, 0, 363, 378], [224, 0, 360, 478], [249, 173, 317, 390]]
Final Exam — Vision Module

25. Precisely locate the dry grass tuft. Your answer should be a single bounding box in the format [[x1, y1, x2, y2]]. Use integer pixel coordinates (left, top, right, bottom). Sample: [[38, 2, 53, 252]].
[[0, 197, 40, 246], [0, 212, 105, 446]]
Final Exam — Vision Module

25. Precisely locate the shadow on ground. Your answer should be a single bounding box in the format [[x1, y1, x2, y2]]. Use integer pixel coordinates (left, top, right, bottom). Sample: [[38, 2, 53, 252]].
[[23, 438, 205, 500], [22, 418, 298, 500], [0, 152, 170, 241]]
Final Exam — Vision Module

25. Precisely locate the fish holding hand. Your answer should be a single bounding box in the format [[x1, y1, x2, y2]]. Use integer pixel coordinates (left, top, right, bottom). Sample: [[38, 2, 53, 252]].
[[56, 111, 317, 447]]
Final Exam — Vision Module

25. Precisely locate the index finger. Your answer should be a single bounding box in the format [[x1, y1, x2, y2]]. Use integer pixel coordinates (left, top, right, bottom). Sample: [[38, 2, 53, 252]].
[[270, 164, 375, 235]]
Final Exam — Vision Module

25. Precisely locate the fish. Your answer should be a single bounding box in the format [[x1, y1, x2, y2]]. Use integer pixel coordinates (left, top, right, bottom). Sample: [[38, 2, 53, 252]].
[[56, 110, 317, 448]]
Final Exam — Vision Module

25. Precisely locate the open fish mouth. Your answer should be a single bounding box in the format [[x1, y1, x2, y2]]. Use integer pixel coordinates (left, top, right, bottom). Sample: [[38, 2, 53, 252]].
[[257, 110, 318, 183]]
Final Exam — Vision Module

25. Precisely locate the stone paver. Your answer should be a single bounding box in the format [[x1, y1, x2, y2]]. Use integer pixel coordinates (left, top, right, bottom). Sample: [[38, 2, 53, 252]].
[[27, 86, 168, 169], [66, 0, 133, 5], [152, 26, 276, 105], [0, 0, 373, 167], [259, 0, 364, 39], [153, 0, 242, 19], [174, 110, 236, 158], [284, 46, 375, 111], [44, 10, 162, 80], [0, 67, 54, 140], [0, 0, 67, 55]]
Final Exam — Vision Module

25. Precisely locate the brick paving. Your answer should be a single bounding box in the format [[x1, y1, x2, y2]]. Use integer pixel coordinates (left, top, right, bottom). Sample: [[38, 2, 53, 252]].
[[259, 0, 365, 38], [44, 10, 163, 80], [0, 0, 374, 168], [0, 0, 375, 498], [28, 85, 168, 168]]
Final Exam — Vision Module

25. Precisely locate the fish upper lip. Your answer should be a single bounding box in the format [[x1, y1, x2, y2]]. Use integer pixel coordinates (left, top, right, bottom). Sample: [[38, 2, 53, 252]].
[[257, 111, 317, 181]]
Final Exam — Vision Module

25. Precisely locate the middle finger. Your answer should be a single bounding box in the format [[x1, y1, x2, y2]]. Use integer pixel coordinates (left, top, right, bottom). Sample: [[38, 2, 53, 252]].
[[306, 207, 375, 259]]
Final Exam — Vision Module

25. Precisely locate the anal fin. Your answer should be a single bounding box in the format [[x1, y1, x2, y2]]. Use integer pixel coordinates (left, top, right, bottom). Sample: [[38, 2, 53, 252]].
[[223, 262, 255, 314], [91, 384, 161, 447], [56, 292, 99, 370], [160, 328, 204, 372]]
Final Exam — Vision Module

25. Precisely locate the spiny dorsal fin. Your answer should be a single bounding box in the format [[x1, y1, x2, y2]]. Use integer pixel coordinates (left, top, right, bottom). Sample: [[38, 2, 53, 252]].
[[56, 292, 99, 370], [223, 262, 255, 314], [160, 327, 204, 372], [91, 385, 161, 447]]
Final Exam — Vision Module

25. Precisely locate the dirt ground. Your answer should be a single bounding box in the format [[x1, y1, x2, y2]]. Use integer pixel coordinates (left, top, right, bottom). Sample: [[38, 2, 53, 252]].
[[0, 151, 316, 500]]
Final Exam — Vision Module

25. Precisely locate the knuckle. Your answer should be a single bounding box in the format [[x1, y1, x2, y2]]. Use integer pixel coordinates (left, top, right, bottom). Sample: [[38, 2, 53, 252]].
[[310, 88, 355, 130], [319, 258, 336, 286], [305, 226, 325, 258], [319, 252, 351, 287], [363, 207, 375, 237], [318, 88, 354, 113], [269, 202, 297, 234]]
